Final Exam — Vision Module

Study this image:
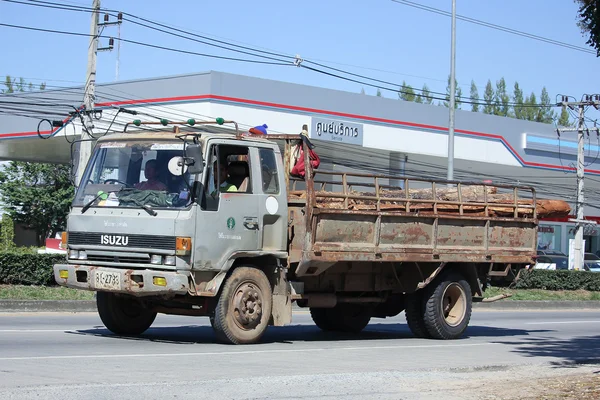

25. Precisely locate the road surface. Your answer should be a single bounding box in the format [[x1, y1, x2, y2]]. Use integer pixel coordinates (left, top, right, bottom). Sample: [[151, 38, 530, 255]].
[[0, 309, 599, 399]]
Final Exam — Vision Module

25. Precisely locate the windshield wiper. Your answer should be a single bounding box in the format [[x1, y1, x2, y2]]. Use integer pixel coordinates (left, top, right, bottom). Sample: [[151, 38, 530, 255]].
[[81, 187, 133, 214], [129, 199, 158, 216]]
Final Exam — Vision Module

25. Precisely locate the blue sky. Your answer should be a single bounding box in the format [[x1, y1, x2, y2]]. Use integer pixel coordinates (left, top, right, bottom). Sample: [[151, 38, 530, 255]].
[[0, 0, 598, 107]]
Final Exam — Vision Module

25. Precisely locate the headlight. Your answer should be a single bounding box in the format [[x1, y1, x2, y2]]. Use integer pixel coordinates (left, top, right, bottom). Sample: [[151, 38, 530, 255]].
[[78, 251, 88, 260], [69, 250, 79, 259], [150, 254, 163, 265], [164, 256, 176, 266]]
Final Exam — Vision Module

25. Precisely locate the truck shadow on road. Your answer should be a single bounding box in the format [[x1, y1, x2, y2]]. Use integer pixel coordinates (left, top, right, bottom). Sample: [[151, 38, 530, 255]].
[[498, 335, 600, 370], [66, 323, 548, 345]]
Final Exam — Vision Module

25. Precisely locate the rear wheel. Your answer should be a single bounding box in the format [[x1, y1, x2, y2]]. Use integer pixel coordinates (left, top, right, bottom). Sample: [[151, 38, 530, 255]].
[[96, 292, 157, 335], [422, 272, 472, 340], [212, 267, 272, 345], [404, 292, 430, 338], [310, 304, 371, 333]]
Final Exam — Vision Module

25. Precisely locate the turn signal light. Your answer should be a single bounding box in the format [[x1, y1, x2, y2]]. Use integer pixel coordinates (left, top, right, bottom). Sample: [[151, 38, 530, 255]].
[[60, 232, 68, 249], [59, 270, 69, 279], [176, 237, 192, 255]]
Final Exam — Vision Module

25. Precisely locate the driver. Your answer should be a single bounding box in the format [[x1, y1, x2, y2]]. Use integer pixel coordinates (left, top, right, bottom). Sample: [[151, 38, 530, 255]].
[[135, 159, 167, 191]]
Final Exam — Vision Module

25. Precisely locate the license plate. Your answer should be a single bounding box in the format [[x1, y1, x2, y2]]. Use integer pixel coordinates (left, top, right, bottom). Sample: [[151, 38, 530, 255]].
[[94, 271, 121, 290]]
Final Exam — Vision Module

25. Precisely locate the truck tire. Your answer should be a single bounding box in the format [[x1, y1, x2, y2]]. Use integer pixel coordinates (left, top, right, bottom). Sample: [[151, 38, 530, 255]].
[[404, 292, 431, 338], [422, 272, 472, 340], [96, 292, 157, 335], [212, 267, 272, 345], [310, 304, 371, 333], [309, 308, 336, 331]]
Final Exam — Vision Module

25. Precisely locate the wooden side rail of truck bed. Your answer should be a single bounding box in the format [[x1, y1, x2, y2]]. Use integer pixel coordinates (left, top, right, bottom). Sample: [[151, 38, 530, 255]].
[[286, 167, 538, 271]]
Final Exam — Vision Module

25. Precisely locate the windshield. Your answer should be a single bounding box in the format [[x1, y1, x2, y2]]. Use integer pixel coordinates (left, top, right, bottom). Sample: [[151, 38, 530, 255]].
[[73, 140, 195, 210]]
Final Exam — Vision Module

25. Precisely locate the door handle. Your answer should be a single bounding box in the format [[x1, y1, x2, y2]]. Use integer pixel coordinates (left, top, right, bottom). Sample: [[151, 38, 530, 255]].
[[243, 216, 259, 230]]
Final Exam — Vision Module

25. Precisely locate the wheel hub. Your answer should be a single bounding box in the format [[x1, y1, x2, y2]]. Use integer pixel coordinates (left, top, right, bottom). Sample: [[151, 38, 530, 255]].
[[441, 283, 466, 327], [232, 282, 263, 330]]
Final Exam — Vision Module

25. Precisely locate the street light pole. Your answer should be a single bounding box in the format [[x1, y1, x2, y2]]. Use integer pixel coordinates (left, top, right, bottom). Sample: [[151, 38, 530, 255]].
[[447, 0, 456, 181]]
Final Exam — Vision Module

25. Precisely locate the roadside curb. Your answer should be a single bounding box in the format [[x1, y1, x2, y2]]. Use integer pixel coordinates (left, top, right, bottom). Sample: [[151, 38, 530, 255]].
[[473, 300, 600, 310], [0, 300, 96, 312], [1, 299, 599, 313]]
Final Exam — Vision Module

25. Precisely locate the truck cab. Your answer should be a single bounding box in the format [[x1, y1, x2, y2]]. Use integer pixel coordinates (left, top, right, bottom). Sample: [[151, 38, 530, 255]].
[[56, 121, 290, 344]]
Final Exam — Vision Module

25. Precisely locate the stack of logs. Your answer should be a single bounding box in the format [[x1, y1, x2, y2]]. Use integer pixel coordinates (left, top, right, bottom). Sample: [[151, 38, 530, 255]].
[[291, 185, 570, 218]]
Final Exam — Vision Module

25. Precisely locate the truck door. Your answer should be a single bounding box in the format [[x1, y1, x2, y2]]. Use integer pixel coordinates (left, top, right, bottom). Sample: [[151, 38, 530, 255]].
[[195, 143, 260, 270], [256, 146, 287, 251]]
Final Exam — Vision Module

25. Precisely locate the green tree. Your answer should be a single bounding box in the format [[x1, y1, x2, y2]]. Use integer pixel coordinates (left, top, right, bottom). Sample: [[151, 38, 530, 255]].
[[398, 81, 416, 102], [360, 87, 366, 95], [0, 214, 16, 251], [535, 87, 555, 123], [494, 78, 510, 117], [443, 75, 462, 109], [2, 75, 46, 93], [483, 80, 495, 114], [415, 93, 423, 103], [0, 162, 73, 246], [513, 82, 525, 119], [575, 0, 600, 56], [421, 84, 434, 104], [376, 88, 383, 97], [469, 80, 479, 112], [558, 107, 572, 126], [524, 92, 538, 121]]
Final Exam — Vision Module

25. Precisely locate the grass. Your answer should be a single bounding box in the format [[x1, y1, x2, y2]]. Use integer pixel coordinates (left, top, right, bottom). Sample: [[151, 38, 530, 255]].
[[0, 285, 95, 300], [485, 286, 600, 301], [0, 284, 599, 302]]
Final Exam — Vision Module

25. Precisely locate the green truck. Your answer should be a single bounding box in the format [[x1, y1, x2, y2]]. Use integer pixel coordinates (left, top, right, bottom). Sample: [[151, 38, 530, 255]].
[[55, 119, 538, 344]]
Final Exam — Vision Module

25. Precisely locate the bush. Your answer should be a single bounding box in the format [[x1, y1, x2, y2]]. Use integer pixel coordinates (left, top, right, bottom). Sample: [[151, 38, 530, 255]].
[[0, 252, 65, 285], [515, 269, 600, 291]]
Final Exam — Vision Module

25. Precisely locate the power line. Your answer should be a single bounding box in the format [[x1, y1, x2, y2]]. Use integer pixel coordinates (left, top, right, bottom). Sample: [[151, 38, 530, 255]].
[[1, 0, 563, 108], [2, 0, 294, 65], [18, 0, 478, 89], [0, 22, 294, 66], [390, 0, 595, 55]]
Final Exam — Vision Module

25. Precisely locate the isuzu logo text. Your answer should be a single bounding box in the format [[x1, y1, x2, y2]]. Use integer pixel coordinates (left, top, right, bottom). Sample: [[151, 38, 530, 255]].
[[100, 235, 129, 246]]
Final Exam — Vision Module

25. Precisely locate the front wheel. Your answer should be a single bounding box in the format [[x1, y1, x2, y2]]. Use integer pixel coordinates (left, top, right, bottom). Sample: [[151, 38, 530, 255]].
[[422, 272, 472, 340], [96, 292, 157, 335], [212, 267, 272, 344]]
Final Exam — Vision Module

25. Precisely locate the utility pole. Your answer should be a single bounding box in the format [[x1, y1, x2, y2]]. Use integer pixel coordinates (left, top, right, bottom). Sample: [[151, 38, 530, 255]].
[[76, 0, 100, 186], [75, 1, 118, 185], [447, 0, 456, 181], [558, 95, 600, 270]]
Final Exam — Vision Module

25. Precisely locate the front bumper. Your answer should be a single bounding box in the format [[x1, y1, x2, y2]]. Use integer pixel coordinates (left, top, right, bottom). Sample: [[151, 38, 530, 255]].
[[54, 264, 189, 296]]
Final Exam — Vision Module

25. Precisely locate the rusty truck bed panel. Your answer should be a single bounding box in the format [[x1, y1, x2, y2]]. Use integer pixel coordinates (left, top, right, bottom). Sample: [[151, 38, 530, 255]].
[[284, 141, 538, 271]]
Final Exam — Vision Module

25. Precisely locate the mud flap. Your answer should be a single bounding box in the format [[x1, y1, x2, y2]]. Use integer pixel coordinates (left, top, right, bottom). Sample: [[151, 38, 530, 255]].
[[270, 267, 292, 326]]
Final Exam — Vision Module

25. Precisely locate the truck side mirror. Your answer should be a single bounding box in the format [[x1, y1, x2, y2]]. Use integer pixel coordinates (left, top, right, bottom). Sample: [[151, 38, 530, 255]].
[[186, 144, 204, 174]]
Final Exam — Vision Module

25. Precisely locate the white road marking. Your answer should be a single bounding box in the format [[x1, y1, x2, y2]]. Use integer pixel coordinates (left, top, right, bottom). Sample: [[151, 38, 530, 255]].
[[0, 342, 497, 361], [525, 320, 600, 325], [0, 329, 77, 333]]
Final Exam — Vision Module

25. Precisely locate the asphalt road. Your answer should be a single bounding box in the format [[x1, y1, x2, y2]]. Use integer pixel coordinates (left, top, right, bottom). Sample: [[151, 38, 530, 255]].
[[1, 309, 599, 400]]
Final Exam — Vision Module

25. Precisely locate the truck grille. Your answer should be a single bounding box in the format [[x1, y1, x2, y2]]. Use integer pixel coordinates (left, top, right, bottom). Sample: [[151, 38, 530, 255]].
[[68, 232, 176, 250], [86, 254, 150, 264]]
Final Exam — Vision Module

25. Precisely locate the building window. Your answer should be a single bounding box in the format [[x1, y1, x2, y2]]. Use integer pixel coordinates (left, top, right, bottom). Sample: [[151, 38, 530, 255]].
[[538, 224, 562, 252]]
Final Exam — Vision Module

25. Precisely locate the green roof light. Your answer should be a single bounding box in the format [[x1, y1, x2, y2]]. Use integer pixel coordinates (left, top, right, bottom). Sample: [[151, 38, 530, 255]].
[[133, 119, 141, 126], [216, 117, 225, 125], [160, 119, 169, 126], [187, 118, 196, 126]]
